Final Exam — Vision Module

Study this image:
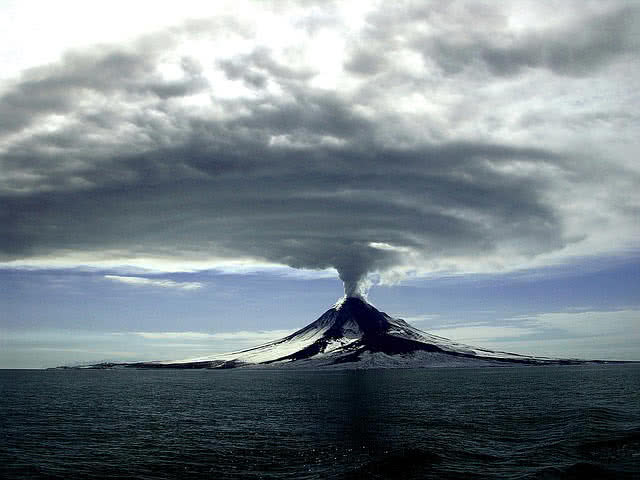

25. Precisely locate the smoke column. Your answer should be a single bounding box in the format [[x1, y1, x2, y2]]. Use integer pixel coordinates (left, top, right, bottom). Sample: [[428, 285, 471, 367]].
[[340, 272, 371, 299], [335, 245, 399, 299]]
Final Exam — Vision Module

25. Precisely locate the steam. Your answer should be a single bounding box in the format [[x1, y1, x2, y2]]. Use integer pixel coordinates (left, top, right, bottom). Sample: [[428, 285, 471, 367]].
[[337, 262, 368, 299], [340, 272, 371, 299], [334, 245, 400, 299]]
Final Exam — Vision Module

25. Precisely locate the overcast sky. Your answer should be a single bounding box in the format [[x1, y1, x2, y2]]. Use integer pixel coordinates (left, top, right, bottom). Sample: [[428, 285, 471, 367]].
[[1, 1, 639, 367]]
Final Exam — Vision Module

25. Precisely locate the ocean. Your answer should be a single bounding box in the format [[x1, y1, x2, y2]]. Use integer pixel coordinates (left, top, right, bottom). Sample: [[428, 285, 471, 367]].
[[1, 365, 639, 479]]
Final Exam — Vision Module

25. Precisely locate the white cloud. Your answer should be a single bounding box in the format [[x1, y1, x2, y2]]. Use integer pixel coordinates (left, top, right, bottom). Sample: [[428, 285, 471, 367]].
[[393, 313, 441, 324], [1, 254, 338, 279], [104, 275, 203, 290], [423, 309, 640, 360], [429, 325, 539, 343], [129, 329, 294, 342], [0, 328, 298, 368], [523, 309, 640, 337]]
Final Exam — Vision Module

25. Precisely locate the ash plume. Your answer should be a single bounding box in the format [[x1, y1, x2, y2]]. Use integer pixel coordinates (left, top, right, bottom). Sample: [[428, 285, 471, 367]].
[[1, 2, 638, 287]]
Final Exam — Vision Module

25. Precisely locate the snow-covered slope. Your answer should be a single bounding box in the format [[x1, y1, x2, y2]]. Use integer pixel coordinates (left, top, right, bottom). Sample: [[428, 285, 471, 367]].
[[143, 296, 577, 369]]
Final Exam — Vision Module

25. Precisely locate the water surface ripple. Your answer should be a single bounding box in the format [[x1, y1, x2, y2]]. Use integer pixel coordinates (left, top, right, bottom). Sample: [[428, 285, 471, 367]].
[[1, 365, 639, 479]]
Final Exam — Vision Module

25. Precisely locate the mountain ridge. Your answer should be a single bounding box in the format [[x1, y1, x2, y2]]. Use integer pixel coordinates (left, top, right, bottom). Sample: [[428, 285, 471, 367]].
[[74, 297, 610, 369]]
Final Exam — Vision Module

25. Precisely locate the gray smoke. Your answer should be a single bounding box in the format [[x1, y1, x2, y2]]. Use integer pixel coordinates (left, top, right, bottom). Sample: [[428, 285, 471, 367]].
[[1, 2, 638, 292], [333, 247, 400, 298]]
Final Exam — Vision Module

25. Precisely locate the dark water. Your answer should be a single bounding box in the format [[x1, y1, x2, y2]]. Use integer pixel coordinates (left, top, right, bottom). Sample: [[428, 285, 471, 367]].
[[1, 366, 639, 479]]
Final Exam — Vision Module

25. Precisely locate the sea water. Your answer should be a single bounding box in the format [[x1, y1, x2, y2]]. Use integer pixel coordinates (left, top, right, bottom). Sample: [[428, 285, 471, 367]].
[[1, 365, 639, 479]]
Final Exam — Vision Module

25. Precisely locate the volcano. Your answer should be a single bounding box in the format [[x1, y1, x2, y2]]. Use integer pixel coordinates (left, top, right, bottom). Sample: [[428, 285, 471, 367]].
[[125, 296, 584, 369]]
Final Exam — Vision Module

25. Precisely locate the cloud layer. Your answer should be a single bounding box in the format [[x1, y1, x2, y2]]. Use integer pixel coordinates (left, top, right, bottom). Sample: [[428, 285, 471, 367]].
[[427, 309, 640, 360], [1, 1, 639, 294], [104, 275, 203, 290]]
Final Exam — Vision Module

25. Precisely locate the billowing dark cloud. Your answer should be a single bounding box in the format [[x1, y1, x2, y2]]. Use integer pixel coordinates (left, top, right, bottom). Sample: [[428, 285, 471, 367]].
[[1, 1, 639, 295]]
